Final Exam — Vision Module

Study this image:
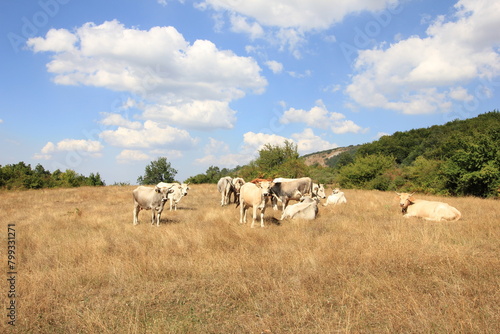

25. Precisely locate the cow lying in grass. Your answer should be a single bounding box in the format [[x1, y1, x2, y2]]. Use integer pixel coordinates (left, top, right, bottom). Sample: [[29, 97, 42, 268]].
[[280, 195, 318, 220], [396, 192, 461, 221], [323, 188, 347, 206]]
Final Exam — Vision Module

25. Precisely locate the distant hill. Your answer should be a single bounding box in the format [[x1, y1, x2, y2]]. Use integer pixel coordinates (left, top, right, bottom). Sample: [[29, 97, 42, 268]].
[[302, 145, 359, 167], [300, 111, 500, 197]]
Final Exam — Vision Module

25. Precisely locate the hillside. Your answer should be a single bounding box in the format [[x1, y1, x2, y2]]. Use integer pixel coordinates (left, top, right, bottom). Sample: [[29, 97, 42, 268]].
[[302, 111, 500, 167], [302, 146, 358, 167]]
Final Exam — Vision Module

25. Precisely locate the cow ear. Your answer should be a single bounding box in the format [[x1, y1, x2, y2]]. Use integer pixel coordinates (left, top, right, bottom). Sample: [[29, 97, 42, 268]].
[[155, 186, 161, 193]]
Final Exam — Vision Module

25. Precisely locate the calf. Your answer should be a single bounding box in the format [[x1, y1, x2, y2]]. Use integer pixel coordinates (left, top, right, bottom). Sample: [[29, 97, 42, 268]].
[[237, 180, 274, 228], [133, 185, 174, 226], [396, 192, 461, 221]]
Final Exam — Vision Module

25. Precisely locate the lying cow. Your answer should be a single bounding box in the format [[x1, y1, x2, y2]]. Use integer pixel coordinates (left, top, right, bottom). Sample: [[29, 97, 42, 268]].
[[157, 182, 190, 210], [312, 183, 326, 200], [271, 177, 313, 212], [323, 188, 347, 206], [280, 195, 318, 220], [237, 180, 274, 228], [217, 176, 234, 206], [396, 192, 461, 221], [133, 185, 174, 226]]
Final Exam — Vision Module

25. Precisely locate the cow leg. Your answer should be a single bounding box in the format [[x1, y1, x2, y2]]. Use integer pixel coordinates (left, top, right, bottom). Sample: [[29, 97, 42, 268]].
[[240, 204, 247, 224], [250, 206, 258, 228], [133, 204, 140, 225], [151, 210, 156, 225]]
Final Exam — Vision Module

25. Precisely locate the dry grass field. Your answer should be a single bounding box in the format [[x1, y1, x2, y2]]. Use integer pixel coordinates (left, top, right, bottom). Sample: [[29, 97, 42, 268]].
[[1, 185, 499, 333]]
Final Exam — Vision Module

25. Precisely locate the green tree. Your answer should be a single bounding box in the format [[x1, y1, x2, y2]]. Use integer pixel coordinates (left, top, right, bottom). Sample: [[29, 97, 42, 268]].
[[254, 141, 307, 178], [337, 154, 396, 189], [137, 157, 177, 185]]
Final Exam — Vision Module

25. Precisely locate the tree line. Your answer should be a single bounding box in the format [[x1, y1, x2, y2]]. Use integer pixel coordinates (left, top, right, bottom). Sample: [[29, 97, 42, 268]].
[[0, 162, 105, 189], [187, 111, 500, 198]]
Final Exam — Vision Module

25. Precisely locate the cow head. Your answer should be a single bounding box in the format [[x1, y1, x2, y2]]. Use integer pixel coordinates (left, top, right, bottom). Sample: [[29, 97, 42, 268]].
[[396, 192, 415, 209], [313, 183, 326, 199], [155, 185, 175, 201], [332, 188, 341, 194], [180, 183, 190, 197], [256, 180, 274, 197]]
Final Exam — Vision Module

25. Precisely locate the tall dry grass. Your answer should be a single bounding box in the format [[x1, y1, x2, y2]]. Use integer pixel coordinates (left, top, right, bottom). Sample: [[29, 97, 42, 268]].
[[1, 185, 499, 333]]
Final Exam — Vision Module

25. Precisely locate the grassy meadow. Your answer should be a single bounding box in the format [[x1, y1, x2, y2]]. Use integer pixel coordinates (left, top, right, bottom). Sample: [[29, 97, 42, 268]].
[[1, 185, 499, 333]]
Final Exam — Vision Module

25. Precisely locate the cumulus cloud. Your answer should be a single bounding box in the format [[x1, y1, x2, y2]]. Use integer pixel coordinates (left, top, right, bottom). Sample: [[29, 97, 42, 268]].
[[280, 100, 366, 134], [265, 60, 283, 74], [199, 0, 399, 55], [291, 128, 338, 154], [100, 113, 142, 129], [230, 14, 264, 40], [346, 0, 500, 114], [35, 139, 104, 160], [196, 128, 337, 167], [117, 149, 150, 163], [27, 20, 267, 130], [200, 0, 397, 31], [99, 120, 197, 149]]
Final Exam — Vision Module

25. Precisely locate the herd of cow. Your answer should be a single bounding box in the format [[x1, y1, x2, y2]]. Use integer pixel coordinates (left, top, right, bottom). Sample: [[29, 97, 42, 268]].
[[132, 176, 461, 227]]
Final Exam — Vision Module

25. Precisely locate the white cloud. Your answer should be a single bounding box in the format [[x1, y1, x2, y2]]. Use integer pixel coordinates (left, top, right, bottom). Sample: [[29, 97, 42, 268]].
[[204, 137, 230, 155], [280, 100, 366, 134], [230, 14, 264, 40], [0, 119, 3, 124], [200, 0, 399, 55], [291, 128, 338, 154], [100, 113, 142, 129], [36, 139, 104, 159], [201, 0, 398, 31], [449, 86, 473, 102], [99, 120, 197, 149], [117, 149, 150, 163], [346, 0, 500, 114], [142, 100, 236, 129], [27, 20, 267, 130], [265, 60, 283, 74]]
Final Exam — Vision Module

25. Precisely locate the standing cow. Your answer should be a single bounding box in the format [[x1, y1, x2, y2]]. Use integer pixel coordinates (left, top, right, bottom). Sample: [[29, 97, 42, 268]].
[[133, 185, 174, 226], [231, 177, 245, 205], [157, 182, 190, 210], [237, 180, 274, 228], [271, 177, 313, 212], [396, 192, 461, 221], [217, 176, 234, 206]]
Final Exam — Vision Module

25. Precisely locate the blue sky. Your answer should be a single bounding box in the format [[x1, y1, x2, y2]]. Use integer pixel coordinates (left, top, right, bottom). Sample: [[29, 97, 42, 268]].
[[1, 0, 499, 184]]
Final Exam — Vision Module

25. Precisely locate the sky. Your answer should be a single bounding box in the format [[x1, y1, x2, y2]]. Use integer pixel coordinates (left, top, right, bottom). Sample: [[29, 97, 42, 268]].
[[1, 0, 499, 184]]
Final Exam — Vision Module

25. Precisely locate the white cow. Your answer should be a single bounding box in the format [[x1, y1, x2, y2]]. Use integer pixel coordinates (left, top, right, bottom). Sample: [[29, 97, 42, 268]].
[[217, 176, 234, 206], [271, 177, 313, 212], [312, 183, 326, 200], [133, 185, 174, 226], [280, 196, 318, 220], [323, 188, 347, 206], [231, 177, 245, 205], [396, 192, 461, 221], [157, 182, 190, 210], [237, 180, 274, 228]]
